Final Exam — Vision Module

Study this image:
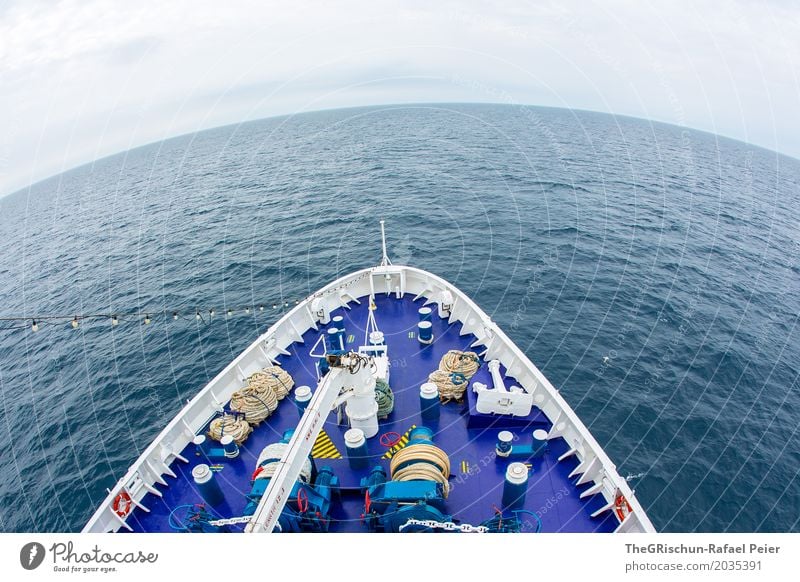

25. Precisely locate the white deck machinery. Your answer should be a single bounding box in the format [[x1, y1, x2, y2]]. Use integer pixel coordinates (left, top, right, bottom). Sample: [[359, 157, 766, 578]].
[[244, 352, 376, 532], [245, 301, 391, 533]]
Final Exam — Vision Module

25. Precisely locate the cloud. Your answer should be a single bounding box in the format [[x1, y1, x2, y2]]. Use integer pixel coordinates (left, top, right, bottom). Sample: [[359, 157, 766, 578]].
[[1, 0, 799, 196]]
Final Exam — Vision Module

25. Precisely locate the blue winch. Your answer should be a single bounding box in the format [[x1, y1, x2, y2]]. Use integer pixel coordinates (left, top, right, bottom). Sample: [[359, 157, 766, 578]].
[[360, 466, 450, 532], [242, 431, 338, 532], [360, 426, 452, 532]]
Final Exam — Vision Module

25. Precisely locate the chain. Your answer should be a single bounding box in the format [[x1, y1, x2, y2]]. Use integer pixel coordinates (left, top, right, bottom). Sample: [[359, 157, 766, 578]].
[[208, 516, 253, 526], [398, 518, 488, 533], [209, 515, 488, 532]]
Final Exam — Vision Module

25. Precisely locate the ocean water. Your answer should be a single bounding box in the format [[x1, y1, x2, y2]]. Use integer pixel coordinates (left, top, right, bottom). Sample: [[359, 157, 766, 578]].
[[0, 104, 798, 533]]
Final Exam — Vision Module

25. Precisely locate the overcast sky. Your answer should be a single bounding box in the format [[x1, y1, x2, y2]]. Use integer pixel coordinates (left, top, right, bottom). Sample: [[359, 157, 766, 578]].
[[1, 0, 798, 197]]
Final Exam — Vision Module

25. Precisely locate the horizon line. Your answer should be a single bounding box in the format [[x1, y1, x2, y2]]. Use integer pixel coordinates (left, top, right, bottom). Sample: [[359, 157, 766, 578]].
[[2, 100, 796, 202]]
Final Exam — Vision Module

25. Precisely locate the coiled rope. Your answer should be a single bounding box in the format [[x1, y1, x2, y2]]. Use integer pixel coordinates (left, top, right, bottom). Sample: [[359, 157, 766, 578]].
[[207, 413, 252, 444], [389, 444, 451, 498], [374, 379, 394, 418], [440, 350, 480, 377], [229, 387, 277, 424], [428, 350, 481, 403], [254, 443, 312, 482], [248, 366, 294, 400], [427, 370, 468, 403], [228, 365, 294, 425]]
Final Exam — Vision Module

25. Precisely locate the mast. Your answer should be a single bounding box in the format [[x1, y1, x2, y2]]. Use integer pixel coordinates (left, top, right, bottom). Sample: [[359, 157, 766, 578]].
[[379, 220, 392, 266]]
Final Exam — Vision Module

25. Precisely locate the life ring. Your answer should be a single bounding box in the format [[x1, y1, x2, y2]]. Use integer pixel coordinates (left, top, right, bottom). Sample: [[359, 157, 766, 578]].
[[112, 491, 132, 518], [614, 494, 632, 521]]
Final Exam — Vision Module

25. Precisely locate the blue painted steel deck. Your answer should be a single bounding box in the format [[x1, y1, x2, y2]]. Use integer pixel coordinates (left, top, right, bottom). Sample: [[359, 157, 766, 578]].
[[124, 293, 618, 533]]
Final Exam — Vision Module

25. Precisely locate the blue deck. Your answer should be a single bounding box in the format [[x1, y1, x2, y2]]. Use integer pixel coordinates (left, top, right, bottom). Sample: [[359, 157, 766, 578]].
[[124, 293, 618, 533]]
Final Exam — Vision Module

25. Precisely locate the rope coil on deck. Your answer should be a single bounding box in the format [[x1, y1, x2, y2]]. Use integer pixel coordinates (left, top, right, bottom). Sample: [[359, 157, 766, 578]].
[[440, 350, 480, 377], [427, 370, 467, 402], [248, 366, 293, 400], [207, 413, 252, 444], [428, 350, 481, 403], [374, 378, 394, 418], [228, 365, 294, 424], [229, 387, 277, 424], [389, 443, 451, 498]]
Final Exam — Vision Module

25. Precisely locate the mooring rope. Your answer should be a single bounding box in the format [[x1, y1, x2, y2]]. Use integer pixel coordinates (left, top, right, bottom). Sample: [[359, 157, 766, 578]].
[[227, 365, 295, 424], [254, 443, 312, 482], [440, 350, 480, 377], [229, 387, 277, 424], [389, 443, 451, 498], [427, 369, 468, 403], [248, 366, 293, 400], [208, 413, 252, 444], [374, 378, 394, 418], [428, 350, 481, 402]]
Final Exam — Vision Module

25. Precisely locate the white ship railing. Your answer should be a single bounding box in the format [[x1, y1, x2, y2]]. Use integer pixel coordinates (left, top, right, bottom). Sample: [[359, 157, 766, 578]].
[[83, 264, 655, 533]]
